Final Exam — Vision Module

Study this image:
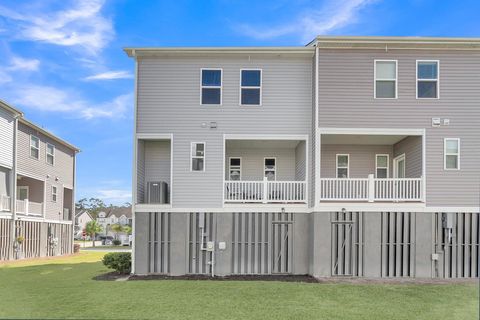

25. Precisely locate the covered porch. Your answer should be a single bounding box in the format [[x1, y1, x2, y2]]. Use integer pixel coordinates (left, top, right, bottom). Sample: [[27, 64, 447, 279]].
[[223, 136, 308, 204], [16, 174, 45, 216], [319, 129, 424, 202], [0, 166, 12, 212]]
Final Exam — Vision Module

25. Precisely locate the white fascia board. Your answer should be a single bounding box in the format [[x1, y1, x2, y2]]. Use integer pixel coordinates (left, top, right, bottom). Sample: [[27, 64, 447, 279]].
[[319, 128, 425, 136], [136, 133, 173, 140], [224, 134, 308, 140]]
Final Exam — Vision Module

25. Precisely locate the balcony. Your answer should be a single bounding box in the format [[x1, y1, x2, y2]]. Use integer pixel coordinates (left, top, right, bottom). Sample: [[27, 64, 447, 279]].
[[319, 129, 425, 203], [0, 195, 11, 212], [16, 199, 43, 216], [319, 175, 423, 202], [225, 179, 307, 203], [223, 137, 308, 204]]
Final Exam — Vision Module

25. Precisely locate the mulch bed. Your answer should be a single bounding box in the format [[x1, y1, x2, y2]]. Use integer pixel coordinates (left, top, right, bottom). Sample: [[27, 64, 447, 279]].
[[94, 272, 479, 284]]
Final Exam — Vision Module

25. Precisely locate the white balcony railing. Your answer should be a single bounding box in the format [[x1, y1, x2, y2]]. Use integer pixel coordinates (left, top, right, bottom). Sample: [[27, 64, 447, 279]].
[[224, 179, 307, 203], [0, 195, 11, 211], [16, 199, 43, 216], [320, 175, 423, 202]]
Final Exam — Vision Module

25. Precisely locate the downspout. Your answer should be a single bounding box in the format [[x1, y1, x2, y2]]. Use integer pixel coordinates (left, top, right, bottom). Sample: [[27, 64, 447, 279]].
[[131, 51, 138, 274], [314, 44, 320, 207], [10, 114, 19, 259], [71, 150, 77, 253]]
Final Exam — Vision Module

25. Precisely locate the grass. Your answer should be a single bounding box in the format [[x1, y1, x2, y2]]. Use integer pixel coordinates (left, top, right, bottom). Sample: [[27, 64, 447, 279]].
[[0, 252, 478, 320]]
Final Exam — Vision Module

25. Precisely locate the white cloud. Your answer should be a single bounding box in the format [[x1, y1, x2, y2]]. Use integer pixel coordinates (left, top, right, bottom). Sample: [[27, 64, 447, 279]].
[[96, 189, 132, 204], [8, 56, 40, 71], [83, 70, 133, 81], [9, 84, 132, 120], [0, 0, 113, 55], [238, 0, 377, 41]]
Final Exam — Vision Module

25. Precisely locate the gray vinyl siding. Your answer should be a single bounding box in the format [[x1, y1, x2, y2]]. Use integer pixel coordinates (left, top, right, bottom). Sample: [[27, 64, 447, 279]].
[[136, 140, 145, 203], [393, 136, 423, 178], [144, 140, 171, 193], [137, 56, 312, 207], [295, 141, 306, 181], [225, 147, 298, 181], [321, 145, 393, 178], [0, 167, 10, 196], [317, 49, 480, 206], [0, 107, 14, 168], [17, 122, 75, 220]]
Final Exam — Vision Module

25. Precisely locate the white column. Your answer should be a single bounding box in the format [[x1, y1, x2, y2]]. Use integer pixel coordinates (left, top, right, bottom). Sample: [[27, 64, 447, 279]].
[[368, 174, 375, 202]]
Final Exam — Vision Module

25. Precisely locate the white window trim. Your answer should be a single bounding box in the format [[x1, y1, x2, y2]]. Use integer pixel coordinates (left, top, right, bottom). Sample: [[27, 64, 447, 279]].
[[393, 153, 406, 178], [46, 143, 55, 166], [52, 186, 58, 203], [444, 138, 460, 170], [200, 68, 223, 106], [374, 59, 398, 99], [30, 135, 40, 160], [228, 157, 242, 180], [17, 186, 29, 200], [190, 142, 206, 172], [416, 60, 440, 99], [375, 154, 390, 178], [239, 69, 262, 106], [336, 154, 350, 178], [264, 157, 277, 181]]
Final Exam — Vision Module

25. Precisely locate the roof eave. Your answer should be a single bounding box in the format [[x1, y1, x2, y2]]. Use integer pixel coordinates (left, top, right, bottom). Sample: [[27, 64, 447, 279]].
[[123, 47, 315, 58]]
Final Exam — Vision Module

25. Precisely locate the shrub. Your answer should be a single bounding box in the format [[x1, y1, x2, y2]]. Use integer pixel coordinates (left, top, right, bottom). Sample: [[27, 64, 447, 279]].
[[112, 239, 121, 246], [102, 252, 131, 274], [73, 243, 81, 253]]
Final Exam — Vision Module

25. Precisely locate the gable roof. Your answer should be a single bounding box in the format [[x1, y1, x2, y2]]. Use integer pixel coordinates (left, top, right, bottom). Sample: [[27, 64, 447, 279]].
[[75, 209, 93, 220], [105, 207, 132, 219]]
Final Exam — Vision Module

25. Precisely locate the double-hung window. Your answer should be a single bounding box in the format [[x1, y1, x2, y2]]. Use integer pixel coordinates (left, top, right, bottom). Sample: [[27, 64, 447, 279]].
[[46, 143, 55, 165], [229, 158, 241, 180], [444, 138, 460, 170], [336, 154, 349, 178], [264, 158, 276, 181], [52, 186, 57, 202], [417, 60, 439, 98], [30, 135, 40, 159], [375, 154, 389, 178], [191, 142, 205, 171], [240, 69, 261, 105], [375, 60, 397, 99], [201, 69, 222, 105]]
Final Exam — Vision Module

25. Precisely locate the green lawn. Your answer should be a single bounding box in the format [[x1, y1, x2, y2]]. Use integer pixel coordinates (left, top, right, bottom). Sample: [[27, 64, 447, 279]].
[[0, 252, 478, 320]]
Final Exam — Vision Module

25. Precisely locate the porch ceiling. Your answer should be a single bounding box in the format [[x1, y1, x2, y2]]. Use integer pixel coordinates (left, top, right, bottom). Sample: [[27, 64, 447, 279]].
[[321, 134, 407, 145], [226, 140, 301, 149]]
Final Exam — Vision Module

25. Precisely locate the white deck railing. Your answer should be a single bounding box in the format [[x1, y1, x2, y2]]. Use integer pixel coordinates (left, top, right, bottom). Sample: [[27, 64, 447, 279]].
[[224, 179, 307, 203], [0, 195, 11, 211], [16, 199, 43, 216], [320, 175, 423, 202]]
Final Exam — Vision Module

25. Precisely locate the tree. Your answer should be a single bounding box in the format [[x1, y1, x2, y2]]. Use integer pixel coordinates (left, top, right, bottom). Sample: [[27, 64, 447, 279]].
[[85, 221, 102, 247], [75, 198, 107, 218], [123, 225, 132, 235], [110, 224, 124, 240]]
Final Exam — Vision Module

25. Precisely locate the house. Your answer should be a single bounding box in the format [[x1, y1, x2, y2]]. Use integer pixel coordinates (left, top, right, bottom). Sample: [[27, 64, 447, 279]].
[[74, 209, 93, 239], [125, 36, 480, 278], [96, 207, 132, 237], [0, 99, 79, 260]]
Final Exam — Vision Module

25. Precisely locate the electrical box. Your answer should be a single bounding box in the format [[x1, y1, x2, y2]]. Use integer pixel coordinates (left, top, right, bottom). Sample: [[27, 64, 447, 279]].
[[206, 241, 215, 252], [218, 242, 226, 250], [431, 118, 441, 127], [442, 213, 454, 229]]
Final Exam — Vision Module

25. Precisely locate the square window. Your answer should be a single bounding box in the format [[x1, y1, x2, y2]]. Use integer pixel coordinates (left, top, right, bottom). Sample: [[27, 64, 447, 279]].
[[241, 88, 260, 105]]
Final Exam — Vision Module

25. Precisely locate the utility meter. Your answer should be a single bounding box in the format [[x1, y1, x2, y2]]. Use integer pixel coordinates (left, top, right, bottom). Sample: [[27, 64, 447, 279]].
[[206, 241, 215, 252]]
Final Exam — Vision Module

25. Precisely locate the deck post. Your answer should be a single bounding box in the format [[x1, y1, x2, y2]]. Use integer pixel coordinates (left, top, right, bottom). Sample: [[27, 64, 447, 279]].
[[262, 177, 268, 203], [368, 174, 375, 202], [24, 199, 29, 215]]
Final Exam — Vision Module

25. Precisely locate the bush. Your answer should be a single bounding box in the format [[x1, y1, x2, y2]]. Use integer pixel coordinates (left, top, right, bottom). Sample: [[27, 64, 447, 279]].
[[112, 239, 121, 246], [73, 243, 81, 253], [102, 252, 131, 274]]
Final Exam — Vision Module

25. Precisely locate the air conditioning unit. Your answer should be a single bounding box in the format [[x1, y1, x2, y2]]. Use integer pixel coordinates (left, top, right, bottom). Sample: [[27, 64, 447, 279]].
[[146, 181, 168, 204]]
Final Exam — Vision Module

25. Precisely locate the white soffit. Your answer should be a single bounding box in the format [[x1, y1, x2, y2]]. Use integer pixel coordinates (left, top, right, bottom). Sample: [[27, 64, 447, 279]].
[[321, 134, 408, 145], [226, 139, 301, 149]]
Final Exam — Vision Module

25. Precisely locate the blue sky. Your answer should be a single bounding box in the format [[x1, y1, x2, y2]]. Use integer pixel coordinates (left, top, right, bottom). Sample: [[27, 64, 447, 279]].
[[0, 0, 478, 205]]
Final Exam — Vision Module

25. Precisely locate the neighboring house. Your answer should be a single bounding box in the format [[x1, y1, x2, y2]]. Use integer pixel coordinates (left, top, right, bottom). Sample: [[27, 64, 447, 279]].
[[74, 209, 93, 238], [0, 99, 79, 260], [126, 36, 480, 279], [97, 207, 132, 237]]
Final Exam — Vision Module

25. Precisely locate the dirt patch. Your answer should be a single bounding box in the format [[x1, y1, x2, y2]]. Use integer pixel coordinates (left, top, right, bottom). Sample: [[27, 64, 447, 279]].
[[93, 272, 130, 281]]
